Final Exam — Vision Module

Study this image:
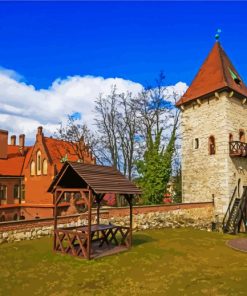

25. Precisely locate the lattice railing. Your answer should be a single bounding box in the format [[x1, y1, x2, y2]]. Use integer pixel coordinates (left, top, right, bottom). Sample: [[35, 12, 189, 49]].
[[229, 141, 247, 157]]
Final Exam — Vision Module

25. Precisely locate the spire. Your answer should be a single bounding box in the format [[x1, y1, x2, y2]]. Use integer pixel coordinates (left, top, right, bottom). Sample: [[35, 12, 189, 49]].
[[176, 42, 247, 106]]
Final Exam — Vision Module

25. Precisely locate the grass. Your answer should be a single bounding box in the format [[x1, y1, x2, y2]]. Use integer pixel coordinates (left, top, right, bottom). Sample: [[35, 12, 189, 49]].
[[1, 228, 247, 296]]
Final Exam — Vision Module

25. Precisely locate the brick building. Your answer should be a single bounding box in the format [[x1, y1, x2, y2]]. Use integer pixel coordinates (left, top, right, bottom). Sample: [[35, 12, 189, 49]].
[[0, 127, 95, 221], [176, 41, 247, 219]]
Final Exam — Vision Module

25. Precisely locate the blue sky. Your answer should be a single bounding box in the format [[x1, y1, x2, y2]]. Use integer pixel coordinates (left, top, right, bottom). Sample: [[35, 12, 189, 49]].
[[1, 1, 247, 142], [1, 1, 247, 88]]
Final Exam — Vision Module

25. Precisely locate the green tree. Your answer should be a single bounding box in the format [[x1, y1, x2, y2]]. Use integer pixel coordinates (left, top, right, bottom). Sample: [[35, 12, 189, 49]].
[[136, 124, 176, 204]]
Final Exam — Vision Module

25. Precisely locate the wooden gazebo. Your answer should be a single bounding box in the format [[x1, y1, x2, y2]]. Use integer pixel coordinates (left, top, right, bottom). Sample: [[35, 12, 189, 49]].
[[48, 161, 141, 259]]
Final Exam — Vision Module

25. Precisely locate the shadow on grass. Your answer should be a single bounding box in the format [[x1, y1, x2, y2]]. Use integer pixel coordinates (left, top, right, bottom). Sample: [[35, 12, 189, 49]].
[[133, 233, 157, 246]]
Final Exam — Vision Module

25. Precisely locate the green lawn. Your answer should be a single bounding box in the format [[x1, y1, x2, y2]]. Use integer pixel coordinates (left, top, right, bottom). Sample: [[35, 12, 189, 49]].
[[1, 228, 247, 296]]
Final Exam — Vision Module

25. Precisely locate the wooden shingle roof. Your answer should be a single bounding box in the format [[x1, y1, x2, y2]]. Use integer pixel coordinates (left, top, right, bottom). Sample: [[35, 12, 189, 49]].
[[48, 161, 142, 195]]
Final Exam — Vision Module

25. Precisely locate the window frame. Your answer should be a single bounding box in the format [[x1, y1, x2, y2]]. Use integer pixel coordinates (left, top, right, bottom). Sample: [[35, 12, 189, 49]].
[[209, 135, 216, 155]]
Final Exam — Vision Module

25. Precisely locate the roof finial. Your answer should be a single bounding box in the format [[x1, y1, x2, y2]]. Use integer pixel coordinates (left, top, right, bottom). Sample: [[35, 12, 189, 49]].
[[215, 29, 222, 41]]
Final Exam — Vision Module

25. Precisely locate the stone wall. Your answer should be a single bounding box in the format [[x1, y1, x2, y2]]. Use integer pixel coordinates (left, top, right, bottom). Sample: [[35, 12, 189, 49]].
[[181, 91, 247, 218], [0, 202, 213, 244]]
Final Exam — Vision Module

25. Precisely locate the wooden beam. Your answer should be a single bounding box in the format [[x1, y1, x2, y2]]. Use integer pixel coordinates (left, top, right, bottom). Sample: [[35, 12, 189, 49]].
[[53, 191, 58, 251], [125, 194, 133, 249], [196, 99, 202, 106], [55, 191, 64, 206], [87, 189, 92, 260], [215, 92, 220, 100], [228, 91, 234, 98]]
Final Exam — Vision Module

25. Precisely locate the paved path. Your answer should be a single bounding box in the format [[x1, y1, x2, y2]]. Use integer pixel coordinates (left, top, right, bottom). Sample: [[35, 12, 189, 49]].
[[227, 238, 247, 253]]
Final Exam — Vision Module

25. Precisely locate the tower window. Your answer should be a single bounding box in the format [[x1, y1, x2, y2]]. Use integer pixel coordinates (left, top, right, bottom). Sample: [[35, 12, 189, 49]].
[[194, 138, 199, 149], [209, 136, 216, 155], [239, 130, 245, 142], [229, 133, 233, 142]]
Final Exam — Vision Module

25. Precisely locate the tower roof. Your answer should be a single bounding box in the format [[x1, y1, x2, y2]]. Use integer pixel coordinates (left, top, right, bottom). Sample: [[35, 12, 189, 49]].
[[176, 42, 247, 106]]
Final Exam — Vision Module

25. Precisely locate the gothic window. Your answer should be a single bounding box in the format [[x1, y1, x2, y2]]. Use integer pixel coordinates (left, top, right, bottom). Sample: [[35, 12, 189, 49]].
[[31, 161, 35, 176], [194, 138, 199, 149], [43, 159, 48, 175], [21, 185, 25, 201], [239, 130, 245, 142], [37, 150, 42, 175], [229, 133, 233, 142], [0, 185, 7, 200], [13, 185, 20, 199], [209, 136, 216, 155]]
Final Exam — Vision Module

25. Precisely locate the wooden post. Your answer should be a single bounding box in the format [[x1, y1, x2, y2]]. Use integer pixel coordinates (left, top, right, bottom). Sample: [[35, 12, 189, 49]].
[[53, 191, 58, 251], [126, 194, 133, 249], [129, 195, 133, 248], [96, 195, 100, 226], [87, 189, 92, 260]]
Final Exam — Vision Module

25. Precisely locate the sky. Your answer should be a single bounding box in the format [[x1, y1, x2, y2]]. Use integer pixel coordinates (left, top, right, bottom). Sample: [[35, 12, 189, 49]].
[[1, 1, 247, 144]]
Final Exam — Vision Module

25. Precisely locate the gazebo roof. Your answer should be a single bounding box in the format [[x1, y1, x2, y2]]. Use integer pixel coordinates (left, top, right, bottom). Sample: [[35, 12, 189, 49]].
[[48, 161, 142, 195]]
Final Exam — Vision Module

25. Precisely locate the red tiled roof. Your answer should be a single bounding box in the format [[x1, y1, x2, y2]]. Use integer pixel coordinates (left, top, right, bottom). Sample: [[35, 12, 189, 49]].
[[44, 137, 91, 171], [0, 145, 31, 176], [176, 42, 247, 106]]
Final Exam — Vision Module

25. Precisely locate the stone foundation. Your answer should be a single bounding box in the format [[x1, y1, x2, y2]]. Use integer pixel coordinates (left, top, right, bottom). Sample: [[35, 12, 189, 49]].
[[0, 202, 214, 244]]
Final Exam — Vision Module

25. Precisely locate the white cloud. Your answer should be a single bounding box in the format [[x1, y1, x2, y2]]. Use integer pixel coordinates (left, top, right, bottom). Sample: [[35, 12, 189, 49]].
[[0, 67, 187, 145]]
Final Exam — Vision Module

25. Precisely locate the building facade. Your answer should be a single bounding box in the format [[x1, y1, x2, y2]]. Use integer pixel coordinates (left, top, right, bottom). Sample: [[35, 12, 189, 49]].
[[176, 41, 247, 219], [0, 127, 95, 221]]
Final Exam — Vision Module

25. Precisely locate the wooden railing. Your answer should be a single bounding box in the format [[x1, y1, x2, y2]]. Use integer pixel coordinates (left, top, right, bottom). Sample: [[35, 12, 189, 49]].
[[235, 186, 247, 233], [229, 141, 247, 157], [222, 186, 237, 232], [223, 186, 247, 234]]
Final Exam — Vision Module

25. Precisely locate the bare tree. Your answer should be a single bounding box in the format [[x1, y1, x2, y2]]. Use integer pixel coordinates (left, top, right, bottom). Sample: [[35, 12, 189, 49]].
[[54, 115, 100, 163], [94, 86, 120, 169]]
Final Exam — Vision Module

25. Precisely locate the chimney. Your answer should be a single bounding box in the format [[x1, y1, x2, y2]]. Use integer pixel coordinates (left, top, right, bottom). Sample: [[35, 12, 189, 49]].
[[0, 129, 8, 159], [36, 126, 44, 141], [11, 135, 16, 146], [19, 134, 25, 155]]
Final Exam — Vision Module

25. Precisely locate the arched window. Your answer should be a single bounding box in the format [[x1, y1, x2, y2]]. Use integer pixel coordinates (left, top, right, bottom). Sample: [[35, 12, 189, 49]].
[[229, 133, 233, 142], [36, 150, 42, 175], [13, 213, 18, 221], [239, 130, 245, 142], [209, 136, 216, 155], [0, 215, 5, 222], [31, 161, 35, 176], [43, 159, 48, 175]]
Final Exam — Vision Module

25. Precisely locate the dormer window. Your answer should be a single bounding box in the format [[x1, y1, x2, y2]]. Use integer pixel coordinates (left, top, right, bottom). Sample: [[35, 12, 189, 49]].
[[229, 67, 242, 86]]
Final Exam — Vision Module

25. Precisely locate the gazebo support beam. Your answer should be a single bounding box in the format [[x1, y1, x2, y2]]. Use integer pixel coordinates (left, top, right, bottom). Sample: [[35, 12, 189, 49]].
[[87, 189, 92, 260], [95, 193, 105, 226], [53, 191, 58, 251], [126, 194, 133, 249]]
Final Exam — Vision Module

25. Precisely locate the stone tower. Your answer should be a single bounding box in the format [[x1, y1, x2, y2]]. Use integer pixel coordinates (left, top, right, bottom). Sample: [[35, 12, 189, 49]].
[[176, 41, 247, 219]]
